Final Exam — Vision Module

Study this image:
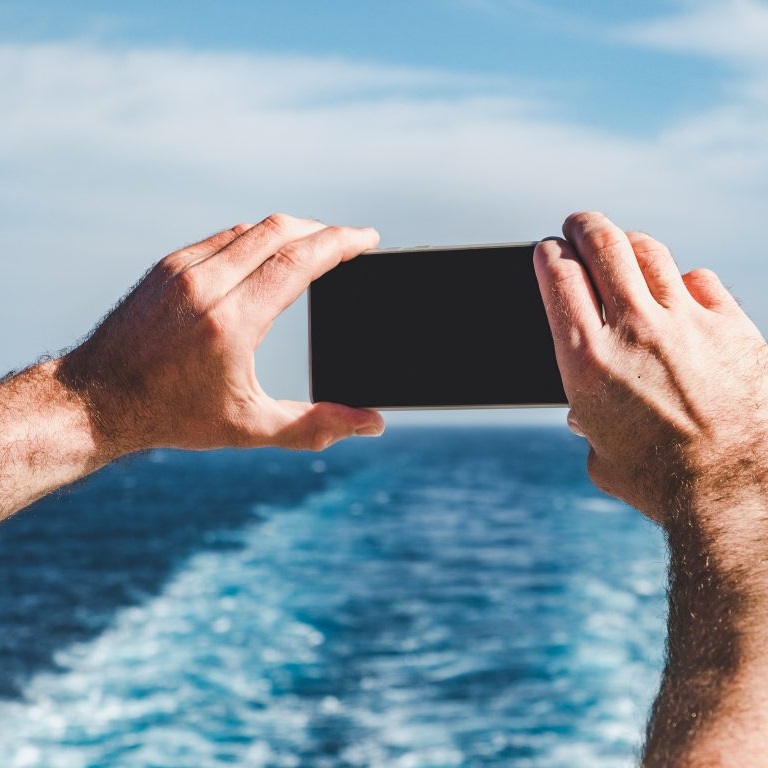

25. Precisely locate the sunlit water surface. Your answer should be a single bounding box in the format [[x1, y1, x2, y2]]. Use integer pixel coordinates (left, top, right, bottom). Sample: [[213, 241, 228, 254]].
[[0, 427, 666, 767]]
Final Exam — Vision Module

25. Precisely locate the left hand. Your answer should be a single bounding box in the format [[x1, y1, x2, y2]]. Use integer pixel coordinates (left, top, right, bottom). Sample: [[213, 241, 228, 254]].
[[58, 213, 385, 459]]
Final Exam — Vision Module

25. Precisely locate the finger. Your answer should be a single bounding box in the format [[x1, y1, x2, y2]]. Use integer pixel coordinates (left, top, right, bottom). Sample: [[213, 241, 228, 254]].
[[193, 213, 328, 295], [168, 222, 254, 267], [567, 409, 586, 437], [236, 224, 380, 334], [533, 237, 603, 368], [682, 268, 742, 314], [260, 400, 385, 451], [626, 231, 687, 308], [563, 212, 655, 324]]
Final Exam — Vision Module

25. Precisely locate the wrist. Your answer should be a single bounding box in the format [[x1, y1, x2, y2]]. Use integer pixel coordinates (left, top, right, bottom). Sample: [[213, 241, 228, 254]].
[[669, 469, 768, 575], [50, 356, 131, 465], [664, 478, 768, 681], [644, 480, 768, 765], [0, 359, 112, 518], [55, 342, 150, 459]]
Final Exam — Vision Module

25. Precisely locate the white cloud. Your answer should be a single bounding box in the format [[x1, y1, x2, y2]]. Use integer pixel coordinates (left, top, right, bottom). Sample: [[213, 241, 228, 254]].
[[1, 40, 767, 424], [622, 0, 768, 65]]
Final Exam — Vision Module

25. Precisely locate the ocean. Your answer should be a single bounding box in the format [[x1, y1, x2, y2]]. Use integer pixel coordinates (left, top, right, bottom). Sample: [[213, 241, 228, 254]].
[[0, 426, 667, 767]]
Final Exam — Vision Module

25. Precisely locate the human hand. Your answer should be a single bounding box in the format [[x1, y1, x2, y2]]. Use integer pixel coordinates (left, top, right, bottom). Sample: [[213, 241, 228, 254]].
[[57, 214, 384, 459], [533, 212, 768, 527]]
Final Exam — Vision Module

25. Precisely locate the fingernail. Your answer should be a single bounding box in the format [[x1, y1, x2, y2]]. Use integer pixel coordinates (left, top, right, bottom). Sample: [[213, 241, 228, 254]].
[[355, 424, 384, 437]]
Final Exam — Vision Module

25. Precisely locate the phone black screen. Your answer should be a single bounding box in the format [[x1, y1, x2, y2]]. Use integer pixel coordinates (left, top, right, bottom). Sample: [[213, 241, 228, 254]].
[[309, 243, 567, 408]]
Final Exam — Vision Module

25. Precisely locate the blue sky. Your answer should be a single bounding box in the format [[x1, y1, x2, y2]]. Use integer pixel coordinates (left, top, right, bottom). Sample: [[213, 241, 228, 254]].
[[1, 0, 767, 424], [0, 0, 731, 133]]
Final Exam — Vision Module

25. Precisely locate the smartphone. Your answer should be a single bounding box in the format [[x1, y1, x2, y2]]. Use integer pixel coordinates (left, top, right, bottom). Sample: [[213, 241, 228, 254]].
[[308, 242, 567, 409]]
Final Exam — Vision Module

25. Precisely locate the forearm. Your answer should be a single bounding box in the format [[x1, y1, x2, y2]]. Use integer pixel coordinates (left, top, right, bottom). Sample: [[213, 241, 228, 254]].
[[533, 213, 768, 764], [0, 360, 113, 520], [644, 490, 768, 767]]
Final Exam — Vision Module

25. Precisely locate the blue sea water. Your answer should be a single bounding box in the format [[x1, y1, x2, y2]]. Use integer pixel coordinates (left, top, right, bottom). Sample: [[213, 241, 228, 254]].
[[0, 426, 667, 767]]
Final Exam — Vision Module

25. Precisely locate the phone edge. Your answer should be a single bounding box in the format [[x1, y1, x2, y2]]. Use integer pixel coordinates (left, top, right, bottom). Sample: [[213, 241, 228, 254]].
[[306, 239, 569, 409]]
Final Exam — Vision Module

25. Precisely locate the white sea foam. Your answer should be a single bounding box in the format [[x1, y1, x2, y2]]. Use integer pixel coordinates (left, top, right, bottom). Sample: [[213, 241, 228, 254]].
[[0, 459, 666, 767]]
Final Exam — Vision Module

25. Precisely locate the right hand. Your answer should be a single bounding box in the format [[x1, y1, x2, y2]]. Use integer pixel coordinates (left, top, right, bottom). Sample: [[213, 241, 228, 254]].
[[534, 212, 768, 530]]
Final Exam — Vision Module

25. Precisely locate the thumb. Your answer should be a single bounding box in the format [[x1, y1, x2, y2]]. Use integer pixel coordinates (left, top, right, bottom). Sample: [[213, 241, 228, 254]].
[[265, 400, 385, 451]]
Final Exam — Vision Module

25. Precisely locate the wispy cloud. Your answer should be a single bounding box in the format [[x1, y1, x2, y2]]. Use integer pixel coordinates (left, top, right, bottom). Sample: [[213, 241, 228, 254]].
[[621, 0, 768, 65], [616, 0, 768, 202]]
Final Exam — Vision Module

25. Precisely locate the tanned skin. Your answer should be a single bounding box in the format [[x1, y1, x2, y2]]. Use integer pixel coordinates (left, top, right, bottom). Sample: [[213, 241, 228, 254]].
[[4, 209, 768, 762], [0, 214, 384, 520], [535, 212, 768, 766]]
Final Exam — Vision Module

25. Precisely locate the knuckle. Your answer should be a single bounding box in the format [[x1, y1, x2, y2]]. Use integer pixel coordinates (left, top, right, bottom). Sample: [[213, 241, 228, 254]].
[[171, 264, 202, 302], [304, 406, 341, 451], [323, 224, 347, 241], [686, 267, 720, 286], [566, 212, 627, 262], [565, 210, 603, 230], [273, 241, 307, 272], [231, 222, 253, 237], [630, 235, 673, 263], [197, 306, 229, 346], [150, 254, 198, 302], [156, 252, 187, 279], [533, 238, 568, 271], [309, 426, 333, 452], [549, 263, 587, 293], [591, 233, 627, 264], [261, 212, 294, 236], [159, 264, 214, 321]]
